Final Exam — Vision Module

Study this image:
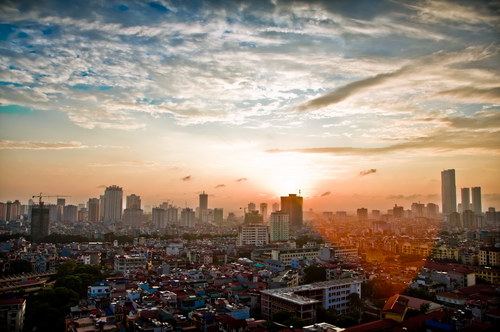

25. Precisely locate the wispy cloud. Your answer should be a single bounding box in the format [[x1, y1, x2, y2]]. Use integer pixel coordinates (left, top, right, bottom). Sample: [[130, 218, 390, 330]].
[[214, 184, 226, 188], [359, 169, 377, 176], [320, 191, 331, 197], [0, 139, 87, 150], [235, 178, 248, 182], [181, 175, 192, 181]]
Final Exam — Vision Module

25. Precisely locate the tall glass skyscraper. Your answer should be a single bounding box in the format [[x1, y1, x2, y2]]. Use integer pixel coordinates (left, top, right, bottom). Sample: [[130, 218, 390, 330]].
[[441, 169, 456, 215]]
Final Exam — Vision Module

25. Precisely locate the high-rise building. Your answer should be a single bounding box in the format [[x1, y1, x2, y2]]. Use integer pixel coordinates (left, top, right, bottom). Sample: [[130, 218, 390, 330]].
[[152, 207, 167, 229], [57, 198, 65, 206], [272, 202, 280, 212], [31, 204, 50, 241], [167, 206, 178, 226], [270, 211, 289, 242], [63, 205, 78, 222], [6, 200, 21, 221], [356, 208, 368, 221], [462, 210, 475, 229], [371, 210, 380, 219], [280, 194, 303, 231], [123, 208, 143, 229], [181, 208, 196, 227], [99, 195, 105, 221], [472, 187, 482, 215], [88, 198, 100, 222], [126, 194, 141, 210], [441, 169, 457, 215], [248, 202, 256, 212], [199, 191, 208, 223], [245, 211, 263, 224], [426, 203, 439, 218], [461, 188, 471, 212], [411, 203, 425, 218], [103, 185, 123, 224], [393, 205, 404, 219], [0, 202, 5, 221], [214, 208, 223, 224], [260, 203, 268, 222], [237, 224, 269, 246]]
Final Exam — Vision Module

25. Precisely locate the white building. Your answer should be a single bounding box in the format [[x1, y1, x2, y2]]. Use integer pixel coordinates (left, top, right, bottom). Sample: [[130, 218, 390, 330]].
[[271, 247, 319, 265], [103, 185, 123, 224], [270, 211, 289, 242], [152, 207, 168, 229], [237, 224, 269, 246], [180, 208, 195, 227], [114, 254, 147, 273]]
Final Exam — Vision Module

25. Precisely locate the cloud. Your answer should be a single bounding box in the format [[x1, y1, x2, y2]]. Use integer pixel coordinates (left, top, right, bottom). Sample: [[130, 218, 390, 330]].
[[359, 169, 377, 176], [214, 184, 226, 188], [296, 46, 497, 111], [297, 68, 406, 111], [387, 194, 439, 200], [320, 191, 331, 197], [96, 185, 107, 189], [235, 178, 248, 182], [181, 175, 192, 181], [0, 139, 87, 150], [88, 161, 161, 168], [435, 86, 500, 103], [267, 127, 500, 156]]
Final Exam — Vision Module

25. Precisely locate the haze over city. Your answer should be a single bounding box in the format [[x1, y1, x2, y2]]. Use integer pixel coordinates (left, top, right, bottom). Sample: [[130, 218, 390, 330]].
[[1, 0, 499, 212]]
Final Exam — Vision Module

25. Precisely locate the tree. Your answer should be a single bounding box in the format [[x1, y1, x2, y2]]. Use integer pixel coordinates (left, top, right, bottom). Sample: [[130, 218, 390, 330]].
[[304, 265, 326, 283], [8, 259, 32, 275], [57, 260, 77, 277], [272, 310, 306, 328], [420, 303, 431, 313]]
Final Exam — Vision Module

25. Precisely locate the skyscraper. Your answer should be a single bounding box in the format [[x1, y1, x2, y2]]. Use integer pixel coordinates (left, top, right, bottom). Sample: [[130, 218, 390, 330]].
[[123, 194, 143, 229], [357, 208, 368, 221], [199, 191, 208, 223], [280, 194, 303, 231], [461, 188, 471, 211], [87, 198, 100, 222], [472, 187, 482, 215], [260, 203, 268, 222], [270, 211, 289, 242], [126, 194, 141, 210], [31, 204, 50, 242], [103, 185, 123, 225], [441, 169, 457, 215], [214, 208, 223, 224]]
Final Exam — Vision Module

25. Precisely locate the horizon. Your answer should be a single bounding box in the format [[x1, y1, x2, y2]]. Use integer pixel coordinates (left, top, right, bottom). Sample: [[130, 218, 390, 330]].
[[1, 0, 499, 213]]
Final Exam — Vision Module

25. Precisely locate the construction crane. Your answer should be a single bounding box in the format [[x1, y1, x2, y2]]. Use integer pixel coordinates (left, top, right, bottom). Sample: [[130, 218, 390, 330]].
[[32, 193, 71, 206]]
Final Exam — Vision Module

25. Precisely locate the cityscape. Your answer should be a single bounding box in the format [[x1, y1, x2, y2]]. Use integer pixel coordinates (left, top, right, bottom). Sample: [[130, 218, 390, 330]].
[[1, 1, 500, 332]]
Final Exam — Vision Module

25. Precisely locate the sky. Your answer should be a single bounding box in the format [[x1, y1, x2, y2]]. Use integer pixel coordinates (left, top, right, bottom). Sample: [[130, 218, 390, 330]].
[[0, 0, 499, 213]]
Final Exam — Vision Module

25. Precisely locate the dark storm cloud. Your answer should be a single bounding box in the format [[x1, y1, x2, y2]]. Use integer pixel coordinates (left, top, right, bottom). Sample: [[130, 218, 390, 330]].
[[359, 169, 377, 176]]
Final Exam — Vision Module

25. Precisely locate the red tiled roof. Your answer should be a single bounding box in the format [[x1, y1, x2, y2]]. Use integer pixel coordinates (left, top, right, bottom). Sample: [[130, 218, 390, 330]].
[[345, 319, 397, 332], [382, 294, 408, 314]]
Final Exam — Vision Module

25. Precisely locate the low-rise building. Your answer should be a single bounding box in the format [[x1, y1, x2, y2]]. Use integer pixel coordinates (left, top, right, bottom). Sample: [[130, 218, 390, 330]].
[[271, 247, 320, 266], [0, 298, 26, 332], [114, 254, 147, 273]]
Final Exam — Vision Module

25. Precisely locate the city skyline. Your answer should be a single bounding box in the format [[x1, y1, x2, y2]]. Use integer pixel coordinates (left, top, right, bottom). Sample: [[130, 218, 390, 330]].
[[1, 0, 499, 211]]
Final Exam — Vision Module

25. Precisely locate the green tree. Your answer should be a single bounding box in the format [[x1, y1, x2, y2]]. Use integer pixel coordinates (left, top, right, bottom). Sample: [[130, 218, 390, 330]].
[[57, 260, 77, 277], [272, 310, 306, 328]]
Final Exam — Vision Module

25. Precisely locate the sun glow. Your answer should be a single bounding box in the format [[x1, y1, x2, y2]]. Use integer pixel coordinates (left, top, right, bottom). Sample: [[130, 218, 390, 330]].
[[253, 152, 321, 196]]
